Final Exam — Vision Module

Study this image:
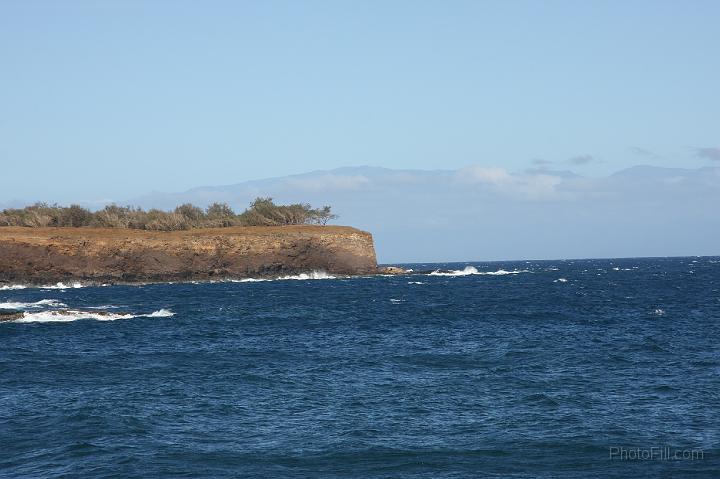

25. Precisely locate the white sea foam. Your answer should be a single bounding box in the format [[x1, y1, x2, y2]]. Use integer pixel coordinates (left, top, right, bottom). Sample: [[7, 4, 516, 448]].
[[0, 299, 67, 309], [277, 271, 336, 281], [554, 278, 568, 283], [429, 266, 480, 276], [41, 282, 84, 290], [408, 281, 424, 285], [390, 298, 405, 303], [429, 266, 530, 277], [481, 269, 530, 276], [653, 308, 666, 316], [228, 271, 336, 282], [15, 310, 136, 323], [12, 308, 175, 323], [145, 308, 175, 317], [0, 284, 27, 290]]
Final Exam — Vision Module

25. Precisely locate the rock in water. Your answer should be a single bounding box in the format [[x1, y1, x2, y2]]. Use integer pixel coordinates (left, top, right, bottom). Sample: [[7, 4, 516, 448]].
[[0, 309, 24, 322], [378, 266, 410, 275]]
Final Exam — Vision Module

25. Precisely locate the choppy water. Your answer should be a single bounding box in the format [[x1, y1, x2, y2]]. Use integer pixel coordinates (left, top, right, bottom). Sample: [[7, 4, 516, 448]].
[[1, 257, 719, 478]]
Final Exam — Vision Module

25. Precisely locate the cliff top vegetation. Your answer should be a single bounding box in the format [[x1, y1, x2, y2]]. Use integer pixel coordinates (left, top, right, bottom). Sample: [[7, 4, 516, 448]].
[[0, 198, 337, 231]]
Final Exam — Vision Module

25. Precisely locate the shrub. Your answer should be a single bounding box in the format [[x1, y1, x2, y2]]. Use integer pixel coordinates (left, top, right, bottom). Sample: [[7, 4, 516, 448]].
[[0, 199, 337, 230]]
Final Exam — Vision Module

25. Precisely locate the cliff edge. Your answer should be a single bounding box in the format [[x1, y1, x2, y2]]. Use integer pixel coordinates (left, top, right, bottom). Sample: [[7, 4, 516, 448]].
[[0, 225, 378, 285]]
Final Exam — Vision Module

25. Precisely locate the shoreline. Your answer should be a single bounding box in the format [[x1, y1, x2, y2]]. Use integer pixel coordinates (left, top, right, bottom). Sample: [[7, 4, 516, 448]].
[[0, 267, 415, 291]]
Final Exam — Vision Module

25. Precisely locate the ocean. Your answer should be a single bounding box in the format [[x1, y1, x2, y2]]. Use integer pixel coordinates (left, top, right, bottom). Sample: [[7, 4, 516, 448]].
[[1, 257, 718, 478]]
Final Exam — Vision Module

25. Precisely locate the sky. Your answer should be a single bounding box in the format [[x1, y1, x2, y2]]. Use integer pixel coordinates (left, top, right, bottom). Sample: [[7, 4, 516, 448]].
[[1, 0, 719, 205]]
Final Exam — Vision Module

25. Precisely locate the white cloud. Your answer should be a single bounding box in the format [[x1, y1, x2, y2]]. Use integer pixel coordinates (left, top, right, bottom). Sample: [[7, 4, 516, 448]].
[[455, 166, 566, 200]]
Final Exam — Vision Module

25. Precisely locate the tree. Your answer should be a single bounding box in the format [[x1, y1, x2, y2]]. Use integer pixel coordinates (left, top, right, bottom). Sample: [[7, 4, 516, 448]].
[[175, 203, 205, 224], [313, 205, 338, 225]]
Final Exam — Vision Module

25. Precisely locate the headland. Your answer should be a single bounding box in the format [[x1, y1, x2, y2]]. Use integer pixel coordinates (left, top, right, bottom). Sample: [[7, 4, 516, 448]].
[[0, 225, 378, 285]]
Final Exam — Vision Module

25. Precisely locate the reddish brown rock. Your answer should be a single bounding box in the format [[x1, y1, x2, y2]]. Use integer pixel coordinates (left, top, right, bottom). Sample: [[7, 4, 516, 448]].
[[0, 225, 378, 285], [0, 309, 24, 322], [378, 266, 410, 275]]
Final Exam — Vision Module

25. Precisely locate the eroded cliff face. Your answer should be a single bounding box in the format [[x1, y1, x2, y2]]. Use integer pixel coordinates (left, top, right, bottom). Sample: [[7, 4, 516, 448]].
[[0, 226, 378, 285]]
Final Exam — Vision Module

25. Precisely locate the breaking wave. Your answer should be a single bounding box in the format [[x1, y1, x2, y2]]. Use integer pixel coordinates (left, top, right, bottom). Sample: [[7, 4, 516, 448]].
[[228, 271, 337, 283], [277, 271, 336, 281], [480, 269, 530, 276], [429, 266, 480, 276], [0, 299, 67, 309], [13, 309, 175, 323], [16, 310, 136, 323], [1, 282, 85, 291], [145, 309, 175, 318], [429, 266, 530, 277], [41, 282, 85, 290]]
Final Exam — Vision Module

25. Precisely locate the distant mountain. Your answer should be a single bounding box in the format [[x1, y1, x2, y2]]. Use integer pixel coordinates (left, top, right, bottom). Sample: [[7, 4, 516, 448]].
[[121, 165, 719, 262], [612, 165, 720, 180]]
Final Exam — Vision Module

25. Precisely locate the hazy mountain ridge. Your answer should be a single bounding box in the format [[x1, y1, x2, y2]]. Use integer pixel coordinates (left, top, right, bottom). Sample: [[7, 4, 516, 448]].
[[118, 165, 719, 262], [129, 165, 720, 209]]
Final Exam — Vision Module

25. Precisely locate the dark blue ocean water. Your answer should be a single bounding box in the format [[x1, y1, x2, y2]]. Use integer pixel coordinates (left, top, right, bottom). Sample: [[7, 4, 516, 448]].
[[1, 257, 719, 478]]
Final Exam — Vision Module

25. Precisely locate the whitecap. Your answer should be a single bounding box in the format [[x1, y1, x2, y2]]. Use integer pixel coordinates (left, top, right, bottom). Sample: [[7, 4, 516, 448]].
[[12, 308, 175, 323], [480, 269, 530, 276], [277, 271, 336, 281], [429, 266, 529, 277], [0, 284, 27, 290], [554, 278, 568, 283], [653, 308, 666, 316], [0, 299, 67, 309], [144, 308, 175, 318], [15, 310, 136, 323], [429, 266, 479, 276], [408, 281, 424, 285], [41, 282, 84, 290]]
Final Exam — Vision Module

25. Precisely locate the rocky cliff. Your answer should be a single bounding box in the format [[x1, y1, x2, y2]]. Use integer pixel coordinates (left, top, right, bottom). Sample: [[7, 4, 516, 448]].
[[0, 226, 378, 285]]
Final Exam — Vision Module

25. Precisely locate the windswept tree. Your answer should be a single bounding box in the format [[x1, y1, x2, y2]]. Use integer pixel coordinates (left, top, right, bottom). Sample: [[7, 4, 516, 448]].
[[237, 197, 338, 227], [312, 205, 338, 225]]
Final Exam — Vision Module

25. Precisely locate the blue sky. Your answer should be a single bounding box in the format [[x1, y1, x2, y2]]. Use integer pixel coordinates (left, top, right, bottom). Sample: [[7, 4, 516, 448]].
[[1, 1, 719, 204]]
